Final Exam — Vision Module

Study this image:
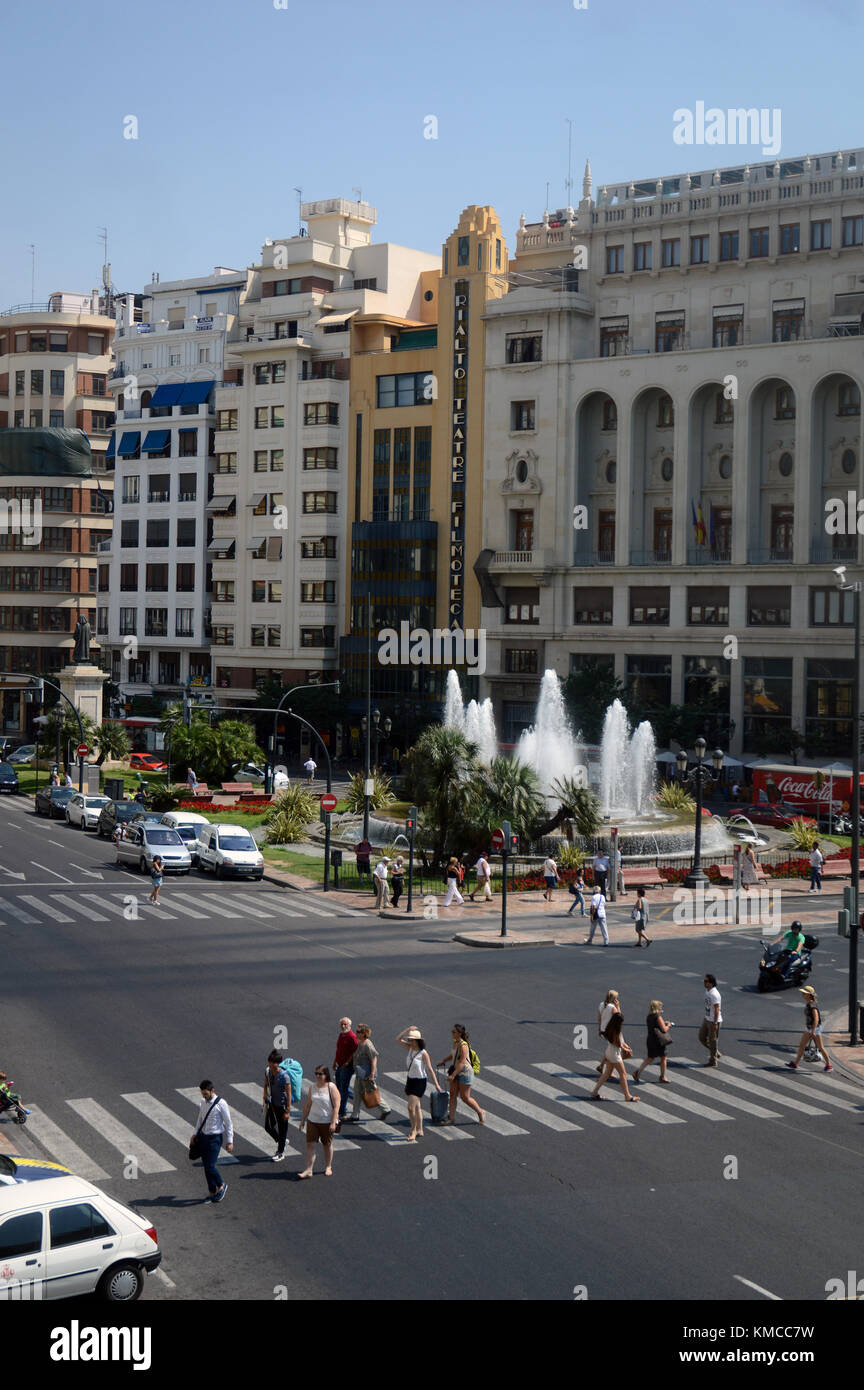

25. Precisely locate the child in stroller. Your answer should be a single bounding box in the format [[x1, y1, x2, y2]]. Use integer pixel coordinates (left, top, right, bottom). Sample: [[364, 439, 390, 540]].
[[0, 1071, 30, 1123]]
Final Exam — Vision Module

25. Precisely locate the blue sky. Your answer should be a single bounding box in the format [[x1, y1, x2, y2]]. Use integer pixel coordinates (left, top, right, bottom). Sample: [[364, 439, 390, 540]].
[[2, 0, 860, 309]]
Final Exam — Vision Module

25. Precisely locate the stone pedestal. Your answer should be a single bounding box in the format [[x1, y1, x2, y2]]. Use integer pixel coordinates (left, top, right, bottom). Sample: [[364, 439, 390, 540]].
[[59, 663, 108, 728]]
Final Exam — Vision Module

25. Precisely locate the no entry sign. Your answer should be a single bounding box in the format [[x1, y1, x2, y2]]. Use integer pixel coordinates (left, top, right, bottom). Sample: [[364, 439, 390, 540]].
[[320, 793, 338, 813], [491, 827, 505, 852], [76, 744, 89, 758]]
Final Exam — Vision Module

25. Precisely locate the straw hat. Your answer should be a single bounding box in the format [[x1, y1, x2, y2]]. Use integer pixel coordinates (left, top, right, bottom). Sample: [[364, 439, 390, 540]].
[[799, 986, 817, 998], [404, 1028, 422, 1040]]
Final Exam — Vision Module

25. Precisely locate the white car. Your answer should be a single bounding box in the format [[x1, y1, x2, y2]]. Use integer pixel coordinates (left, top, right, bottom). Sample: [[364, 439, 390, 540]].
[[160, 810, 210, 864], [65, 793, 111, 831], [0, 1174, 162, 1301], [7, 745, 36, 765], [233, 763, 288, 788], [197, 823, 265, 879]]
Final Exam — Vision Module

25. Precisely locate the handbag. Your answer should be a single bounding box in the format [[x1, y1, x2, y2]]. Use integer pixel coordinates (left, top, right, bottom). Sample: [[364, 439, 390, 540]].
[[189, 1096, 220, 1162], [362, 1078, 382, 1109], [620, 1042, 633, 1059]]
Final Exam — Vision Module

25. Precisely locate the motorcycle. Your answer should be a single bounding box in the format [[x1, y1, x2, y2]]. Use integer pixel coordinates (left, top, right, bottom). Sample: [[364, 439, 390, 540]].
[[757, 933, 818, 992]]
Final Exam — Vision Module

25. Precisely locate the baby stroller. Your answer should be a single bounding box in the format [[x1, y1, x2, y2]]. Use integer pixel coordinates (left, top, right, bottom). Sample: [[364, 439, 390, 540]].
[[0, 1084, 28, 1125]]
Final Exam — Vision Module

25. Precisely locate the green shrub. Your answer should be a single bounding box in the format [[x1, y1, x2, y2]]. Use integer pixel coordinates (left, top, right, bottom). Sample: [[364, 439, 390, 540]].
[[343, 770, 395, 813], [556, 843, 585, 869], [788, 817, 819, 851], [655, 781, 696, 813], [263, 785, 317, 844], [149, 790, 179, 813]]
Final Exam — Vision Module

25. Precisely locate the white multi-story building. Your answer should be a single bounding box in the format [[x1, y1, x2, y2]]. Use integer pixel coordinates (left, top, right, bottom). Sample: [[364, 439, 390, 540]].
[[480, 149, 864, 757], [209, 198, 438, 703], [100, 269, 244, 706]]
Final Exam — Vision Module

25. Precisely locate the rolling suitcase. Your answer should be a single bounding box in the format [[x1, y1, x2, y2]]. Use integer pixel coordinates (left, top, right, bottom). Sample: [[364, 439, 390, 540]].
[[429, 1089, 449, 1124]]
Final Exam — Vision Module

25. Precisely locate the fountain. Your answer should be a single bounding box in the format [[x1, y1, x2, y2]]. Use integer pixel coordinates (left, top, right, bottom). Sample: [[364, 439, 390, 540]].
[[443, 669, 497, 766]]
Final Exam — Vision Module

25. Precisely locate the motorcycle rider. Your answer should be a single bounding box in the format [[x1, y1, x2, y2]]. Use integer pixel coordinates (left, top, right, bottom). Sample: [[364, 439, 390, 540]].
[[774, 919, 805, 962]]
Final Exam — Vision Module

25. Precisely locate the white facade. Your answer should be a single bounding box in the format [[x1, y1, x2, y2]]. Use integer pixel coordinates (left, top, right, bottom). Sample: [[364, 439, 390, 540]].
[[481, 149, 864, 756], [210, 199, 439, 701], [100, 269, 243, 704]]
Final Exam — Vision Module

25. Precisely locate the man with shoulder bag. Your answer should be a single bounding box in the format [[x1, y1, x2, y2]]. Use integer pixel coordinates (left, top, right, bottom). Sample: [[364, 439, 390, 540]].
[[190, 1080, 233, 1202]]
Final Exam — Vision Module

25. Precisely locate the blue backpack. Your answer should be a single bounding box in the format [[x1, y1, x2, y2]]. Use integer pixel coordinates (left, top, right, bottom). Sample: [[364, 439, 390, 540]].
[[277, 1058, 303, 1108]]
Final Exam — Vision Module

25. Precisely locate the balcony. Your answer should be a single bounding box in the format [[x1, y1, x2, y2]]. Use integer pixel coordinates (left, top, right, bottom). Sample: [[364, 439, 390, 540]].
[[747, 547, 794, 563], [630, 549, 672, 565], [810, 542, 858, 563], [489, 550, 537, 568], [687, 547, 731, 565], [574, 549, 616, 566]]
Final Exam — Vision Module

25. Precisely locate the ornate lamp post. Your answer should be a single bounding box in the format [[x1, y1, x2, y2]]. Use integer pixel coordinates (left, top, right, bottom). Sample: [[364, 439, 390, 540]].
[[677, 737, 724, 888]]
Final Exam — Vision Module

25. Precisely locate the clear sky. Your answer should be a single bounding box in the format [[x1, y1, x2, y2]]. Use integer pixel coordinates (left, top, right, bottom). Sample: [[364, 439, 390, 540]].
[[2, 0, 861, 309]]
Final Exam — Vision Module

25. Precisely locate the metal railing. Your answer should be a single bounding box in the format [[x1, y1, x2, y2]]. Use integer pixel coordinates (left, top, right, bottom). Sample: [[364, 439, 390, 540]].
[[687, 547, 731, 565], [629, 549, 672, 565], [747, 547, 795, 563]]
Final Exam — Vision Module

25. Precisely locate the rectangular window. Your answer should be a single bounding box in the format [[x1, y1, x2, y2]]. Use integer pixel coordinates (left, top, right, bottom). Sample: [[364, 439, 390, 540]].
[[216, 410, 237, 430], [375, 372, 430, 408], [715, 391, 734, 423], [215, 581, 235, 603], [743, 657, 793, 744], [50, 370, 64, 394], [773, 306, 805, 342], [600, 322, 629, 357], [119, 608, 137, 635], [120, 563, 137, 590], [300, 581, 336, 602], [255, 407, 268, 429], [30, 370, 43, 395], [122, 476, 140, 504], [146, 519, 170, 547], [216, 453, 237, 473], [176, 563, 195, 591], [49, 332, 67, 352], [178, 473, 197, 502], [690, 234, 710, 264], [212, 625, 234, 645], [457, 235, 470, 265], [629, 586, 670, 625], [810, 587, 854, 626], [719, 230, 739, 261], [144, 608, 168, 637], [29, 410, 42, 427], [573, 586, 613, 625], [147, 475, 170, 504], [842, 216, 863, 247], [176, 518, 196, 546], [14, 371, 24, 396], [811, 219, 832, 250], [120, 520, 139, 548], [300, 626, 335, 647], [780, 223, 800, 254], [303, 402, 339, 425], [175, 609, 194, 636], [655, 318, 684, 353], [267, 625, 281, 647], [747, 585, 791, 626], [633, 242, 652, 271], [179, 430, 197, 457], [510, 400, 535, 431], [303, 447, 338, 469], [749, 227, 769, 257], [625, 654, 672, 710], [49, 410, 64, 427], [661, 238, 680, 268], [13, 411, 23, 427], [300, 537, 337, 558], [254, 363, 271, 385], [98, 563, 111, 591], [270, 406, 284, 427], [770, 505, 794, 559], [506, 335, 542, 363], [774, 386, 796, 419], [504, 648, 539, 674], [145, 563, 168, 591], [606, 245, 624, 274], [712, 310, 743, 348], [687, 586, 729, 625], [254, 450, 268, 472], [302, 492, 337, 514], [504, 586, 540, 624], [270, 449, 284, 471]]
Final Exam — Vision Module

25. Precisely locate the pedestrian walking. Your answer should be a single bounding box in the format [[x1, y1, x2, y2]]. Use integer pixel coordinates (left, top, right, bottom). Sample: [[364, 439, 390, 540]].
[[190, 1081, 233, 1202], [741, 843, 760, 888], [567, 872, 586, 917], [585, 886, 609, 944], [187, 767, 198, 793], [592, 851, 609, 897], [613, 845, 624, 896], [390, 856, 405, 908], [590, 1014, 640, 1102], [808, 842, 824, 894], [595, 989, 620, 1075], [437, 1024, 485, 1126], [396, 1027, 442, 1142], [442, 856, 464, 907], [349, 1024, 392, 1121], [63, 771, 73, 788], [298, 1067, 340, 1177], [731, 781, 740, 802], [470, 852, 493, 902], [786, 986, 833, 1072], [332, 1017, 358, 1121], [543, 855, 560, 902], [147, 854, 164, 905], [354, 837, 372, 879], [699, 974, 722, 1067], [304, 757, 317, 783], [373, 856, 390, 909], [633, 1001, 673, 1084], [632, 886, 652, 947], [112, 822, 127, 864], [262, 1049, 292, 1161]]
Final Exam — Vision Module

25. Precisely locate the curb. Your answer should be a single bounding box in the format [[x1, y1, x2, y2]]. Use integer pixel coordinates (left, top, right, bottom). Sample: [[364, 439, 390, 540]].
[[452, 933, 557, 949], [821, 1007, 864, 1088]]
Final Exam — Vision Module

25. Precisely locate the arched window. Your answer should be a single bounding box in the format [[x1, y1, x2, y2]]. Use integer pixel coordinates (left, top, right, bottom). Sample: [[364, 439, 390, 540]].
[[140, 389, 153, 409]]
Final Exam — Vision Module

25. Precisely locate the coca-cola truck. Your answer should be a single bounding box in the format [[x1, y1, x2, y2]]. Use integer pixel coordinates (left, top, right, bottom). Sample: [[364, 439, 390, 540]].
[[750, 766, 860, 819]]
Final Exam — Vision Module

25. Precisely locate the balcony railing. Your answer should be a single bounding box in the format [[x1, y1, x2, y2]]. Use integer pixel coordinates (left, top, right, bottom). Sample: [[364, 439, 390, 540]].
[[574, 549, 616, 566], [629, 549, 672, 565], [489, 550, 537, 566], [747, 546, 794, 563], [810, 543, 858, 563], [687, 546, 731, 565]]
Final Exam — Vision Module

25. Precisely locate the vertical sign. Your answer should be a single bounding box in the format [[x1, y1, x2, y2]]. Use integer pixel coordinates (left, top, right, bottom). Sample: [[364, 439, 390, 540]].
[[450, 280, 469, 632]]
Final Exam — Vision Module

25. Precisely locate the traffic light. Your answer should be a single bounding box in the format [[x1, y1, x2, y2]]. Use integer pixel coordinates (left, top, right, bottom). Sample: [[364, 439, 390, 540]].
[[838, 909, 851, 939], [508, 833, 519, 853], [405, 805, 417, 835]]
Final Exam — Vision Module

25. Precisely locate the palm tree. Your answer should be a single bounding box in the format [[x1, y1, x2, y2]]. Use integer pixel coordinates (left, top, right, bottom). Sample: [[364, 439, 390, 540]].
[[464, 757, 546, 853], [532, 776, 602, 841], [404, 725, 478, 866], [93, 720, 131, 766]]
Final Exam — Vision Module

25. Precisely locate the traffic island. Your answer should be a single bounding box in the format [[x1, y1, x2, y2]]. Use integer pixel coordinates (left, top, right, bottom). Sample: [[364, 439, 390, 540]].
[[452, 930, 557, 948]]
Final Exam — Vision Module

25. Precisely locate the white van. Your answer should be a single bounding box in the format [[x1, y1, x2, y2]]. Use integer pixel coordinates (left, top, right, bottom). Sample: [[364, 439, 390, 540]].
[[197, 823, 264, 880], [0, 1174, 162, 1301], [160, 810, 210, 864]]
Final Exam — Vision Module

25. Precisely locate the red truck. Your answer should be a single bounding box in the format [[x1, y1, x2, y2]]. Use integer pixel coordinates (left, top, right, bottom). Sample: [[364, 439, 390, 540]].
[[732, 766, 860, 826]]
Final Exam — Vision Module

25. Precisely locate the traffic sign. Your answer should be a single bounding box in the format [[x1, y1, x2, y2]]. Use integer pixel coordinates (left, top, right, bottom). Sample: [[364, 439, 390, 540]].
[[320, 792, 338, 813], [491, 827, 505, 852], [76, 744, 89, 758]]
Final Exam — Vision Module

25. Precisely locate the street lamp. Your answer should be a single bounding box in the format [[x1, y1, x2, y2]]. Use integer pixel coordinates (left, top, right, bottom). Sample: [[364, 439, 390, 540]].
[[677, 736, 724, 888], [835, 564, 860, 1045]]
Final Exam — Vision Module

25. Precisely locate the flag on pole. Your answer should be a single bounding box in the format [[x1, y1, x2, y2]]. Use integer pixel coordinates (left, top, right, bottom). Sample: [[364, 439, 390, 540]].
[[708, 500, 716, 548], [692, 499, 706, 545]]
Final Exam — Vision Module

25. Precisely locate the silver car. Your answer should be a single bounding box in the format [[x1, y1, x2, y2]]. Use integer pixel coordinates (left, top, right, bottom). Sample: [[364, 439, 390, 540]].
[[115, 823, 192, 875]]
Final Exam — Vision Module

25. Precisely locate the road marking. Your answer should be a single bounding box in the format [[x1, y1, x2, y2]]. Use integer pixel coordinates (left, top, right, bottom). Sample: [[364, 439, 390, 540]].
[[297, 898, 367, 920], [172, 894, 240, 919], [468, 1070, 580, 1132], [384, 1072, 529, 1135], [66, 1098, 175, 1173], [175, 1089, 286, 1155], [0, 898, 40, 923], [0, 866, 25, 881], [733, 1275, 782, 1300], [137, 902, 179, 919], [79, 893, 132, 919], [749, 1054, 864, 1107], [25, 1105, 110, 1181], [371, 1085, 472, 1140], [122, 1092, 236, 1166], [47, 840, 66, 849], [30, 862, 73, 882], [530, 1065, 633, 1128], [529, 1064, 681, 1125], [663, 1066, 781, 1119], [258, 901, 305, 919], [20, 895, 74, 922], [60, 895, 110, 923], [674, 1055, 829, 1117], [677, 971, 700, 978], [153, 1268, 176, 1289], [155, 892, 208, 920], [226, 898, 274, 919], [231, 1081, 360, 1151]]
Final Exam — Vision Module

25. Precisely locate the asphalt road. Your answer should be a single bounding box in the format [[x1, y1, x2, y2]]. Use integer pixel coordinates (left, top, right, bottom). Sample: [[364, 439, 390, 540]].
[[1, 791, 862, 1304]]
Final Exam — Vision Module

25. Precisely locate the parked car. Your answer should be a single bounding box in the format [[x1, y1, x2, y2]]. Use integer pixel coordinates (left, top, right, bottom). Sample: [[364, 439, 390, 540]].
[[96, 799, 141, 839], [128, 810, 166, 829], [65, 793, 110, 831], [7, 744, 36, 765], [160, 810, 210, 864], [0, 1173, 161, 1301], [115, 823, 191, 875], [197, 823, 264, 879], [0, 762, 21, 794], [34, 785, 77, 819], [129, 753, 168, 773], [230, 762, 288, 788], [0, 1153, 72, 1187], [728, 799, 818, 829]]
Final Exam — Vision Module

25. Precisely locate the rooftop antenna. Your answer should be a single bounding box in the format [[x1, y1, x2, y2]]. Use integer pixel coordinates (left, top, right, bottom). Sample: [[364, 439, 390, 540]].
[[565, 118, 574, 208], [29, 244, 36, 303], [545, 181, 550, 212], [294, 187, 303, 236], [352, 185, 363, 205]]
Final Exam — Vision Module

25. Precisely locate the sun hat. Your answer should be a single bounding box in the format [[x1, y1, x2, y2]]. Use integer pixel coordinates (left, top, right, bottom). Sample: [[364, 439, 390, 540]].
[[799, 986, 817, 997], [405, 1028, 422, 1040]]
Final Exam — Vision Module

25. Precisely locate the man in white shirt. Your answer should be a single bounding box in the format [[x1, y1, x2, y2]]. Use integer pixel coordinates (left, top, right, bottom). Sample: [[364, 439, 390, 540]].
[[592, 852, 609, 897], [699, 975, 723, 1067], [808, 842, 824, 893], [191, 1080, 234, 1202], [585, 888, 609, 945], [470, 853, 493, 902], [304, 757, 317, 783], [373, 857, 390, 909]]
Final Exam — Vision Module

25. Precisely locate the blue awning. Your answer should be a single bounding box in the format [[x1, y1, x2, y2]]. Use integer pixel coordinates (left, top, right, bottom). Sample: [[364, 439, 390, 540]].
[[117, 432, 141, 456], [141, 430, 170, 453], [106, 435, 116, 459], [177, 381, 214, 406], [178, 427, 197, 436], [149, 384, 183, 408]]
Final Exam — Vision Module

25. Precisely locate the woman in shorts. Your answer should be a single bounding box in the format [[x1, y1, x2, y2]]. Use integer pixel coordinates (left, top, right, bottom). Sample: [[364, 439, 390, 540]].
[[590, 1012, 640, 1103], [396, 1026, 442, 1142], [787, 986, 833, 1072], [148, 854, 164, 905], [298, 1066, 340, 1177], [438, 1023, 485, 1127]]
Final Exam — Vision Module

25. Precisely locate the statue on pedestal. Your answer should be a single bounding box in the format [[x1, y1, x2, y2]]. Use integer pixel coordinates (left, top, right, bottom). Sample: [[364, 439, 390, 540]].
[[73, 613, 92, 665]]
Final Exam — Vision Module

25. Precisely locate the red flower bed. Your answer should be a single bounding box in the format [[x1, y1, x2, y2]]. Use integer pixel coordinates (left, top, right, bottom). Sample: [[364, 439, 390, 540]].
[[176, 797, 273, 812]]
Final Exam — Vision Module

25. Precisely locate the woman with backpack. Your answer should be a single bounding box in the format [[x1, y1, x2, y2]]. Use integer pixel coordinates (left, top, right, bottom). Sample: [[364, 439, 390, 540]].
[[590, 1012, 640, 1103], [437, 1024, 486, 1127]]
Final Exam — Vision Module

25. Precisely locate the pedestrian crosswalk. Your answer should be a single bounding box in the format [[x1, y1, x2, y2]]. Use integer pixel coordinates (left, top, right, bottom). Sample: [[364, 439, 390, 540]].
[[14, 1051, 861, 1181], [0, 887, 371, 927]]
